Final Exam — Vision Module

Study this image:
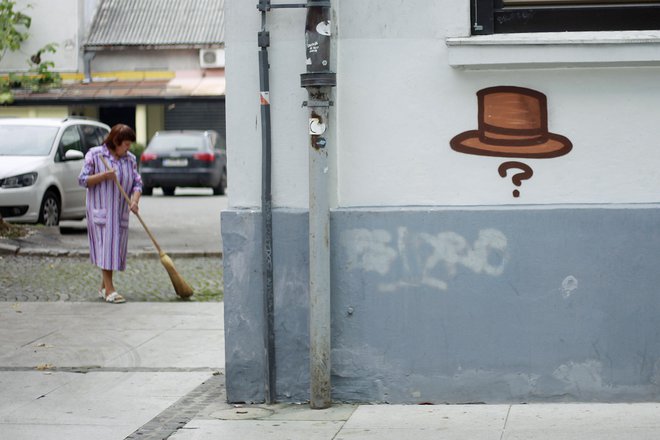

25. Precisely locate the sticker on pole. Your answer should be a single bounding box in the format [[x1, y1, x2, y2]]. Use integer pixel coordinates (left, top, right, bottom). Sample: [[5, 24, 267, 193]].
[[316, 21, 331, 36], [260, 91, 270, 105], [309, 117, 326, 135]]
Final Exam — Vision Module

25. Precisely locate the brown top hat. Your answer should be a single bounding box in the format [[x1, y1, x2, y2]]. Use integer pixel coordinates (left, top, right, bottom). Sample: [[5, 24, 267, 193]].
[[450, 86, 572, 158]]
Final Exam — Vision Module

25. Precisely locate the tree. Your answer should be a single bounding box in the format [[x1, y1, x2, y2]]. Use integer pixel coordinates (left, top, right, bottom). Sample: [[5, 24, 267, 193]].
[[0, 1, 60, 105], [0, 1, 29, 221], [0, 0, 30, 61], [0, 1, 58, 234], [0, 0, 30, 104], [1, 0, 23, 219]]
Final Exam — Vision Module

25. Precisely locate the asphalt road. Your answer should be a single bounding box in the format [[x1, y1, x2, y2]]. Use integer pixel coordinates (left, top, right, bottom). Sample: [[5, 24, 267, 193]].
[[53, 187, 226, 256]]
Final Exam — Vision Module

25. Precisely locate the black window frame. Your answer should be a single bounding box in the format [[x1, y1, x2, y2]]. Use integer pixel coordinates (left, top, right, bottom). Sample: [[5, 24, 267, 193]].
[[472, 0, 660, 35]]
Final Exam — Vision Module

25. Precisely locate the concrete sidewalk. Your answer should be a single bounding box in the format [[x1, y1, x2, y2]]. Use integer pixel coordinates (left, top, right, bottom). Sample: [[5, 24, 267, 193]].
[[0, 302, 224, 440], [1, 302, 660, 440]]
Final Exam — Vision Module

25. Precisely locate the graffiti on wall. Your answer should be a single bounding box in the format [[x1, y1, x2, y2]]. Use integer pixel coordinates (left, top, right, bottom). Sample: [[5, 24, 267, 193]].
[[450, 86, 572, 198], [341, 227, 509, 292]]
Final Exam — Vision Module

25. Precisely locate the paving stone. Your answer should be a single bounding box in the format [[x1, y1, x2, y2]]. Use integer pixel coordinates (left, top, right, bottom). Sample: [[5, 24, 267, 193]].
[[125, 373, 227, 440], [0, 255, 223, 302]]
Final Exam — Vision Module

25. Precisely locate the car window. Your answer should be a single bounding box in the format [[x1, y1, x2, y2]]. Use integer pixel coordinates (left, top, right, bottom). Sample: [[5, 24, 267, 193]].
[[96, 127, 109, 146], [56, 126, 84, 161], [0, 125, 58, 156], [147, 134, 207, 153], [80, 124, 106, 153]]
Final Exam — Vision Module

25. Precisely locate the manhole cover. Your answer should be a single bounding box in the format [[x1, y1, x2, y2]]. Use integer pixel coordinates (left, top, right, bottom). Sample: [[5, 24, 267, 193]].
[[211, 407, 274, 420]]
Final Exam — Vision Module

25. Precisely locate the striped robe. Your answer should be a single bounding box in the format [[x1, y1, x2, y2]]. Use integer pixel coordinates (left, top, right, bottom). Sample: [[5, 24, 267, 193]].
[[78, 145, 143, 271]]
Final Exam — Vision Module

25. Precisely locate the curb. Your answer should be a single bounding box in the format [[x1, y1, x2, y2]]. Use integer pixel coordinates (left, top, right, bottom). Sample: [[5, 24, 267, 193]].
[[9, 247, 222, 259], [0, 242, 19, 255]]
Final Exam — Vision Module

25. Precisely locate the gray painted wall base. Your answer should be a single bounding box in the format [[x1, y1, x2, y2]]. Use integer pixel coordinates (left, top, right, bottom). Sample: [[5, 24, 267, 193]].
[[222, 206, 660, 404]]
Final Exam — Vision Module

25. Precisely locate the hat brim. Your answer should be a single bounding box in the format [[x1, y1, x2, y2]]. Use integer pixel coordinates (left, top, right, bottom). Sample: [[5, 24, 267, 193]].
[[450, 130, 572, 159]]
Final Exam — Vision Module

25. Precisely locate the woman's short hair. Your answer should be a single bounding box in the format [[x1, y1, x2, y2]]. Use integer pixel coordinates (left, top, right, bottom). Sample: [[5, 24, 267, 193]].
[[104, 124, 136, 150]]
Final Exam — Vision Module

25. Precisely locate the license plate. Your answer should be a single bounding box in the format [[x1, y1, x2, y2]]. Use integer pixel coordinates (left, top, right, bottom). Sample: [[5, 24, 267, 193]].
[[163, 158, 188, 167]]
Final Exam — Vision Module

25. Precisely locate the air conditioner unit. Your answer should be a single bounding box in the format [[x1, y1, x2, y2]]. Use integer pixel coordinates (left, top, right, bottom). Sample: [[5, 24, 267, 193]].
[[199, 49, 225, 68]]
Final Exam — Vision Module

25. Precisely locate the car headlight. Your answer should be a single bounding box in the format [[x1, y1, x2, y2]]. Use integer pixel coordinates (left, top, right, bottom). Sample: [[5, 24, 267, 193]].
[[1, 172, 38, 188]]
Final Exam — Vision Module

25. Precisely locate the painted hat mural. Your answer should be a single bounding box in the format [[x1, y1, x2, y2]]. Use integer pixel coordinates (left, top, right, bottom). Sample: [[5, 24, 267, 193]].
[[450, 86, 572, 158]]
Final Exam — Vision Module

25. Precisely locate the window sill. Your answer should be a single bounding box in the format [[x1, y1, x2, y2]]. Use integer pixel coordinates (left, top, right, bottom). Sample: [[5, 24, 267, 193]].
[[446, 31, 660, 69]]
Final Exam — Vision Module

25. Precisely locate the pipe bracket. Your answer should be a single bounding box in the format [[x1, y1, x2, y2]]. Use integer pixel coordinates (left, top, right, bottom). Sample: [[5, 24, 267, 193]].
[[303, 100, 334, 108], [259, 1, 329, 10]]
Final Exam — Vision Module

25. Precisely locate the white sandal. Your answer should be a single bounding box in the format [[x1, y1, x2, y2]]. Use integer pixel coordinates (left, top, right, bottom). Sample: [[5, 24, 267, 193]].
[[98, 288, 105, 300], [105, 291, 126, 304]]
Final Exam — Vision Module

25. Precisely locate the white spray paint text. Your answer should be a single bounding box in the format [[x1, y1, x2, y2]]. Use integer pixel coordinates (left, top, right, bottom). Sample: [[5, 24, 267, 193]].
[[342, 227, 509, 292]]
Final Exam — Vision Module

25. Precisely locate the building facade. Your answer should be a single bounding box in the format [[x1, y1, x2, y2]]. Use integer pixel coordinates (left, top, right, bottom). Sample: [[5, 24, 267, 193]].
[[1, 0, 226, 144], [222, 0, 660, 404]]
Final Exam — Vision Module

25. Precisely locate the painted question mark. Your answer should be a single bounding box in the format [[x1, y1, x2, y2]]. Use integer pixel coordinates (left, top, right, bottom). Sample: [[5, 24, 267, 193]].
[[498, 161, 534, 198]]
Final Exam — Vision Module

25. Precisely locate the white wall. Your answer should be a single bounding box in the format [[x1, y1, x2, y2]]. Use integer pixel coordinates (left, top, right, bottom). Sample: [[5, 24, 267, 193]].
[[225, 0, 660, 209], [225, 0, 310, 209], [1, 0, 81, 72], [92, 49, 200, 72], [223, 0, 660, 404]]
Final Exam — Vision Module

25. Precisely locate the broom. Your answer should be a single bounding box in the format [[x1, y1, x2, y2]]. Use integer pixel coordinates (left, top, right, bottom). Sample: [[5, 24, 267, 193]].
[[100, 156, 194, 298]]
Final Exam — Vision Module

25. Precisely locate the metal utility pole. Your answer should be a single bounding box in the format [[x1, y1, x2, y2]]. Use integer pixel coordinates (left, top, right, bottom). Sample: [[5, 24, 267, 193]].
[[257, 0, 276, 405], [301, 0, 335, 409], [256, 0, 335, 408]]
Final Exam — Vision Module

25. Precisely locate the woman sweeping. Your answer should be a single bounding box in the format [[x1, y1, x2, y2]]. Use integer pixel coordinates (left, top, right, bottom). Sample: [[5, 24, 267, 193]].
[[78, 124, 142, 303]]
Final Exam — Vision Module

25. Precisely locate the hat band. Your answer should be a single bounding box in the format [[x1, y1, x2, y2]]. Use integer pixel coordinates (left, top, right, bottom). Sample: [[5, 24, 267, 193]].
[[480, 124, 548, 146]]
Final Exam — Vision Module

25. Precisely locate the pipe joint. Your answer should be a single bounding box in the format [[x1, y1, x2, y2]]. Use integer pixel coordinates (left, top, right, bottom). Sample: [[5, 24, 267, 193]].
[[257, 0, 271, 12], [301, 72, 336, 88], [258, 31, 271, 48], [306, 0, 331, 6]]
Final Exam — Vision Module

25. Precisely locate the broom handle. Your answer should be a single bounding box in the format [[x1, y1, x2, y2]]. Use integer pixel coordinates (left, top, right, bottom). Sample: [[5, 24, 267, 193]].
[[99, 156, 163, 255]]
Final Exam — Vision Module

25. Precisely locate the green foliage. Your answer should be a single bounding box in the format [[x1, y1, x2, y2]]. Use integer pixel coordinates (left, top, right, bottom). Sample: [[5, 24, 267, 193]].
[[0, 3, 61, 103], [0, 92, 12, 104], [0, 0, 31, 60], [0, 48, 62, 101], [24, 43, 61, 90], [131, 142, 146, 161]]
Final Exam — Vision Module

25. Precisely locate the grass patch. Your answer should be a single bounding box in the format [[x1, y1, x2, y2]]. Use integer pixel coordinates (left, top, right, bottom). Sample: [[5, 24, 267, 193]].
[[188, 287, 224, 302]]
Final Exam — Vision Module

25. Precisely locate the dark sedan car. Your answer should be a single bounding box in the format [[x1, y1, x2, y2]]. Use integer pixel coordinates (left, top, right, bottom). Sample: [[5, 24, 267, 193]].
[[139, 130, 227, 196]]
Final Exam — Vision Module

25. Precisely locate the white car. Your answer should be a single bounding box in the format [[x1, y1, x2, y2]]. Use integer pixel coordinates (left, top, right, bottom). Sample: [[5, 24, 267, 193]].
[[0, 118, 110, 226]]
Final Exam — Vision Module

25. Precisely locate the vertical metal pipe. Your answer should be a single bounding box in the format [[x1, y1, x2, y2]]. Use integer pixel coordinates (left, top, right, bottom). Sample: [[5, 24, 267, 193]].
[[257, 0, 335, 408], [302, 0, 335, 410], [83, 51, 95, 83], [258, 1, 276, 404], [308, 100, 331, 409]]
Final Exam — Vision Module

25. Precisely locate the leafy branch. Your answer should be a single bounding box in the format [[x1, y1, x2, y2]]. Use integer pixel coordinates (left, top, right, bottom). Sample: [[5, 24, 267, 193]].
[[0, 0, 30, 61], [0, 1, 60, 104]]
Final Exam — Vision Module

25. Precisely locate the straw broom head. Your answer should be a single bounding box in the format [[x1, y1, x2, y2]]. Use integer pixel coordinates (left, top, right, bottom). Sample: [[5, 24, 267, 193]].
[[159, 252, 194, 298]]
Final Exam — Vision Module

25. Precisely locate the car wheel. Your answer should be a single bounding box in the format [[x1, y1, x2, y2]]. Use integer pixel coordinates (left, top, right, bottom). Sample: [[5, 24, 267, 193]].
[[38, 190, 60, 226], [142, 186, 153, 196], [162, 187, 176, 196], [213, 170, 227, 195]]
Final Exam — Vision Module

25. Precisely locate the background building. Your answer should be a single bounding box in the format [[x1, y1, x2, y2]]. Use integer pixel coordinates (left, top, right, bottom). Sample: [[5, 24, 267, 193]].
[[222, 0, 660, 404], [0, 0, 226, 145]]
